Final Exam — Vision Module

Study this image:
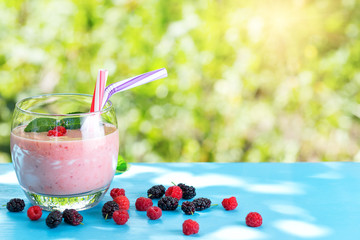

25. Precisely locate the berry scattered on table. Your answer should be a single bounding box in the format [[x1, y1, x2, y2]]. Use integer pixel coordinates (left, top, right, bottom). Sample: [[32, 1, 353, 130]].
[[110, 188, 125, 199], [6, 198, 25, 212], [222, 196, 238, 211], [114, 196, 130, 210], [158, 196, 179, 211], [165, 186, 183, 200], [192, 198, 211, 211], [135, 197, 153, 211], [246, 212, 262, 227], [46, 210, 63, 228], [147, 185, 166, 199], [63, 209, 83, 226], [181, 201, 196, 215], [27, 206, 42, 220], [178, 183, 196, 200], [102, 201, 120, 219], [146, 206, 162, 220], [182, 219, 199, 235], [113, 210, 129, 225]]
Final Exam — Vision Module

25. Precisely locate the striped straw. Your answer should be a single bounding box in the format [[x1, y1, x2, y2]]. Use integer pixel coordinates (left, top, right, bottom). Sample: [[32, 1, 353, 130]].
[[90, 69, 108, 112], [101, 68, 168, 109]]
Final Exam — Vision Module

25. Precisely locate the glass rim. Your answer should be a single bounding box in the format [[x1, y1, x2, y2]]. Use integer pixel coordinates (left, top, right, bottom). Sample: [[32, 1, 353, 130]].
[[15, 93, 114, 117]]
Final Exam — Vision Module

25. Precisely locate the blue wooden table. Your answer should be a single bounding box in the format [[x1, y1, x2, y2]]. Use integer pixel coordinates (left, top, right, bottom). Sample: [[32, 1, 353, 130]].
[[1, 162, 359, 240]]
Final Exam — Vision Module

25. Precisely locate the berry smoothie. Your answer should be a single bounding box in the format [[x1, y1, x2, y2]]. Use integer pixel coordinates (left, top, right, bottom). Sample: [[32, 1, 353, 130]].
[[10, 124, 119, 196]]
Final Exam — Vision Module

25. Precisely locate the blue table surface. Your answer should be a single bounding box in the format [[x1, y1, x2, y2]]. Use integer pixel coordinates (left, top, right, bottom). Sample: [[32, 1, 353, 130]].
[[1, 162, 360, 240]]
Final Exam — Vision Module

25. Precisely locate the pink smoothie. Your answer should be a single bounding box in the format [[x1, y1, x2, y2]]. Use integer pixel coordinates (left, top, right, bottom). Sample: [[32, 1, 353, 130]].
[[10, 125, 119, 195]]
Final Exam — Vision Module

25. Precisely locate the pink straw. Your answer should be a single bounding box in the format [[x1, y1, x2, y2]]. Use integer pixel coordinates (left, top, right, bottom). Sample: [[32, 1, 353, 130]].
[[90, 69, 108, 112], [101, 68, 167, 109]]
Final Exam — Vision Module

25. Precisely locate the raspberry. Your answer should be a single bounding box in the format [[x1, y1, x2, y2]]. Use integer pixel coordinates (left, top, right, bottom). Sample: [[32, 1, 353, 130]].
[[63, 209, 83, 226], [178, 183, 196, 200], [158, 196, 178, 211], [135, 197, 153, 211], [146, 206, 162, 220], [110, 188, 126, 199], [113, 210, 129, 225], [222, 196, 238, 211], [192, 198, 211, 211], [47, 130, 64, 136], [181, 201, 196, 215], [102, 201, 120, 219], [27, 206, 42, 220], [114, 196, 130, 210], [182, 219, 199, 235], [46, 210, 62, 228], [54, 126, 67, 134], [6, 198, 25, 212], [246, 212, 262, 227], [147, 185, 166, 199], [165, 186, 182, 200]]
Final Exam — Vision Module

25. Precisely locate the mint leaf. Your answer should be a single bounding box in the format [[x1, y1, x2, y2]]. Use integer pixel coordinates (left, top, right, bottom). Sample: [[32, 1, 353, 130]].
[[24, 118, 57, 132], [60, 112, 86, 130], [115, 155, 128, 175], [60, 117, 81, 130]]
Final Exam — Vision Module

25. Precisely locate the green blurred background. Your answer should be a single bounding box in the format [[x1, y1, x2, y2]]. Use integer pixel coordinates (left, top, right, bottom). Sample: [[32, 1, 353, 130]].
[[1, 0, 359, 163]]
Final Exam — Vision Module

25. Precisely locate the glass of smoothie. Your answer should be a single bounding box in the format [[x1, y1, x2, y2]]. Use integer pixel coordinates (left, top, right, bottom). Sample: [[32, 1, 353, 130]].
[[10, 93, 119, 211]]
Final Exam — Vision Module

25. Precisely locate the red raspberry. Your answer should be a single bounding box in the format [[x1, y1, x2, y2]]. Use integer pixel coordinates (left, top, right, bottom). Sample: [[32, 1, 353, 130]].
[[246, 212, 262, 227], [27, 206, 42, 221], [47, 130, 64, 136], [182, 219, 199, 235], [113, 210, 129, 225], [54, 126, 67, 134], [146, 206, 162, 220], [110, 188, 125, 199], [135, 197, 153, 211], [222, 196, 238, 210], [165, 186, 182, 200], [114, 196, 130, 210]]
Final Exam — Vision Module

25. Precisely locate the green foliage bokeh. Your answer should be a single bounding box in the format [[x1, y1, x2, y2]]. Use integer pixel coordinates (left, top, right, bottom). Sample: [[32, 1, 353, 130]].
[[1, 0, 359, 163]]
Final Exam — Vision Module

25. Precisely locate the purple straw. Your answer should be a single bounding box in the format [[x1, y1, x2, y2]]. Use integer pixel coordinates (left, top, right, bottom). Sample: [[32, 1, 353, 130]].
[[101, 68, 168, 109]]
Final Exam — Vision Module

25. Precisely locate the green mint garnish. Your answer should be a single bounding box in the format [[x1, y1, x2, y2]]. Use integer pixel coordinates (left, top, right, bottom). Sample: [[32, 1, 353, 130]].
[[60, 117, 81, 130], [24, 118, 57, 132], [24, 112, 86, 132], [61, 112, 85, 129]]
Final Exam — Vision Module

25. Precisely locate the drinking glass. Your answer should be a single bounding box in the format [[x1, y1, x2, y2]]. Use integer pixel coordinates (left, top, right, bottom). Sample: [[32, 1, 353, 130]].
[[10, 94, 119, 211]]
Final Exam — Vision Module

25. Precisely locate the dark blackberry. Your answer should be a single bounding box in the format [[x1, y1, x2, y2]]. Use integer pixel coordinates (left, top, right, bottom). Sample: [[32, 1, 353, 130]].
[[178, 183, 196, 200], [46, 210, 63, 228], [181, 201, 196, 215], [6, 198, 25, 212], [63, 209, 83, 226], [147, 185, 166, 199], [192, 198, 211, 211], [102, 201, 119, 219], [157, 196, 178, 211]]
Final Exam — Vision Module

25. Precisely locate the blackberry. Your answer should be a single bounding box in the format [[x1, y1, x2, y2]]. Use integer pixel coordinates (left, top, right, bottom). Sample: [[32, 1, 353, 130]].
[[102, 201, 119, 219], [178, 183, 196, 199], [46, 210, 63, 228], [157, 196, 178, 211], [147, 185, 166, 199], [192, 198, 211, 211], [63, 209, 83, 226], [6, 198, 25, 212], [181, 201, 196, 215]]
